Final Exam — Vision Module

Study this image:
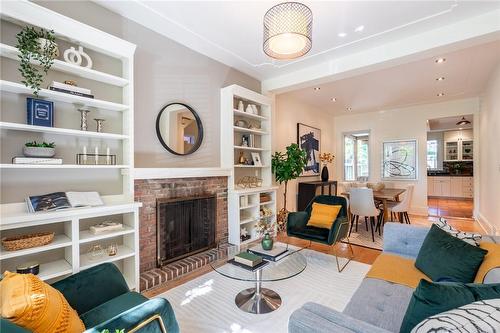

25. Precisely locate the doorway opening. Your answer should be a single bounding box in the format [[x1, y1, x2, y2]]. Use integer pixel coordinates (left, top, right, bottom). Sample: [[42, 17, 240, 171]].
[[426, 115, 473, 219]]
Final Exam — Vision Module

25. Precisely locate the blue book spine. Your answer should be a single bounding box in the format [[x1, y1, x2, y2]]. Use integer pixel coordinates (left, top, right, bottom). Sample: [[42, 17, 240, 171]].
[[27, 98, 54, 127]]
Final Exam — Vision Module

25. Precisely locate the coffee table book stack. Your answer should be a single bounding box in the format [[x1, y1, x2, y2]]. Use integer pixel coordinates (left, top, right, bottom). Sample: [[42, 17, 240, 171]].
[[0, 2, 140, 290]]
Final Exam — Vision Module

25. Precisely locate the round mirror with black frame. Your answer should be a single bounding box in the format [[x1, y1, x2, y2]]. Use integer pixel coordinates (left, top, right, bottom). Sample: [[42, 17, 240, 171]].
[[156, 102, 203, 156]]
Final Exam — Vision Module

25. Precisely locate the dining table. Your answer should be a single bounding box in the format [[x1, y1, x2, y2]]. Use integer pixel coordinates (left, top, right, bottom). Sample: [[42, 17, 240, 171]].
[[341, 188, 406, 222]]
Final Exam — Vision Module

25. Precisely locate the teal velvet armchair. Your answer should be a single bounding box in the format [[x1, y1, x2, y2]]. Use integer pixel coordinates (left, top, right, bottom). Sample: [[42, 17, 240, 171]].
[[287, 195, 353, 272], [1, 263, 179, 333]]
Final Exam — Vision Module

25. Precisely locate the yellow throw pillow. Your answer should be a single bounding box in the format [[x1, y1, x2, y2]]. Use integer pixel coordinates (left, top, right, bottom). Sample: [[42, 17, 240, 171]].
[[474, 242, 500, 283], [306, 203, 342, 229], [0, 271, 85, 333]]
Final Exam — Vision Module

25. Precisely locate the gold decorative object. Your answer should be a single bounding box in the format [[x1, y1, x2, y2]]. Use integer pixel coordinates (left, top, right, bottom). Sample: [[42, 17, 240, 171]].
[[107, 244, 118, 256], [2, 232, 54, 251], [236, 176, 262, 189], [319, 152, 335, 164], [88, 244, 105, 260], [64, 80, 77, 86]]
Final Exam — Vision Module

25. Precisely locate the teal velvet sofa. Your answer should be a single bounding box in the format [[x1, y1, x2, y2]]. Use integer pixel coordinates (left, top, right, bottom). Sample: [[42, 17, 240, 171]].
[[1, 263, 179, 333]]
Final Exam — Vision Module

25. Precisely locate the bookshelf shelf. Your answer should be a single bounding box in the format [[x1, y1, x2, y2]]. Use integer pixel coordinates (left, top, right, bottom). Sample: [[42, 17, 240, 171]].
[[0, 122, 129, 140], [233, 126, 268, 135], [0, 164, 130, 169], [0, 43, 129, 87], [233, 109, 268, 121], [0, 234, 72, 260], [234, 146, 268, 151], [80, 245, 135, 270], [0, 80, 128, 112]]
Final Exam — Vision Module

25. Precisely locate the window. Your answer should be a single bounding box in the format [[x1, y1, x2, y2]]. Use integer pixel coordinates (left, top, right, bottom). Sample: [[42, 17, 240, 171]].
[[427, 140, 438, 169], [343, 132, 370, 181]]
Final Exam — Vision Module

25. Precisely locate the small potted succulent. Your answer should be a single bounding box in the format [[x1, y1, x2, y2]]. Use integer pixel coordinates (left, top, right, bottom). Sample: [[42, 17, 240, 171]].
[[23, 141, 56, 158], [16, 26, 58, 95]]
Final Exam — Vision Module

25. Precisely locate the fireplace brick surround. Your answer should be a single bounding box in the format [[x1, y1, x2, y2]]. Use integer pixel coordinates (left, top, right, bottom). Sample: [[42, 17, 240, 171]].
[[134, 176, 228, 291]]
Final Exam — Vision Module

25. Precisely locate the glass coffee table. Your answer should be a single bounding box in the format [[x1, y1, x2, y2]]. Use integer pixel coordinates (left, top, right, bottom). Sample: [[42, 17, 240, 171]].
[[210, 244, 307, 314]]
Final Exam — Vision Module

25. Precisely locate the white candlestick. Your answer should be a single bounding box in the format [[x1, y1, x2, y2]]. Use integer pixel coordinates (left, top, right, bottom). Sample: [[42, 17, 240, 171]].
[[106, 147, 110, 165], [95, 146, 99, 164], [83, 146, 87, 162]]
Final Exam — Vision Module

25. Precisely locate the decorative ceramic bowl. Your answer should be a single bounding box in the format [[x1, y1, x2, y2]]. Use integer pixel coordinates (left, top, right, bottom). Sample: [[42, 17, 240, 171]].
[[23, 146, 56, 158]]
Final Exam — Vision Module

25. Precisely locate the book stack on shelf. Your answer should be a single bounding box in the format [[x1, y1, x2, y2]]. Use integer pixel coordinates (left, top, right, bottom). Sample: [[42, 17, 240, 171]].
[[12, 157, 62, 165], [48, 81, 94, 99]]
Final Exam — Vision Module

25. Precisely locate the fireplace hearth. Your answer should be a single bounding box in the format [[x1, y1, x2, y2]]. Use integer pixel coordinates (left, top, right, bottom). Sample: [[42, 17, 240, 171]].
[[156, 195, 216, 267]]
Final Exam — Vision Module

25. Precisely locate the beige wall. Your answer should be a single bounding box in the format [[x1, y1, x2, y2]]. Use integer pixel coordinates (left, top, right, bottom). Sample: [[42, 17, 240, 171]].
[[273, 95, 334, 212], [333, 98, 480, 215], [36, 0, 260, 168], [478, 64, 500, 235]]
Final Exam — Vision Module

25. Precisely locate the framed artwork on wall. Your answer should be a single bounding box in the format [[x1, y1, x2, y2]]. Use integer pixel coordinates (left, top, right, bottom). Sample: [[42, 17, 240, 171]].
[[382, 139, 418, 180], [297, 123, 320, 176]]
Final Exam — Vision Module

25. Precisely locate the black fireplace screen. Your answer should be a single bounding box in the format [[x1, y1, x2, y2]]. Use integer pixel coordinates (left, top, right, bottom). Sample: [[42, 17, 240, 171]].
[[157, 195, 216, 266]]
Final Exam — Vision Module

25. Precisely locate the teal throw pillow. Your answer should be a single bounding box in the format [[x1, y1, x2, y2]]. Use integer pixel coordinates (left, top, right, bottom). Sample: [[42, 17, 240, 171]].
[[415, 224, 487, 283], [400, 279, 500, 333]]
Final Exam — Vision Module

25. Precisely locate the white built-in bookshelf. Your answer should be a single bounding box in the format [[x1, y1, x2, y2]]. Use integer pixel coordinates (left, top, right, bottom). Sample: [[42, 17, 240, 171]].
[[221, 85, 277, 245], [0, 1, 140, 289]]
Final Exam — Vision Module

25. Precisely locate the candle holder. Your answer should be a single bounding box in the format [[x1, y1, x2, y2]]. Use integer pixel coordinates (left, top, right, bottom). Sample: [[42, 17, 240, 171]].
[[77, 108, 91, 131], [76, 153, 116, 165], [94, 118, 105, 132]]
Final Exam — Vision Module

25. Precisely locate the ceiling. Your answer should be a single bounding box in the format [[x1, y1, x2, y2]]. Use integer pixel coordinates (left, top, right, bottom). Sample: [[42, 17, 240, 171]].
[[96, 1, 500, 81], [428, 115, 473, 131], [280, 40, 500, 116]]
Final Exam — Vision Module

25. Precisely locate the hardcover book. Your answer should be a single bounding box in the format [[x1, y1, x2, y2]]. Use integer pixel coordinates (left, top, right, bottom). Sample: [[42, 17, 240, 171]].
[[26, 191, 103, 213], [49, 87, 94, 99], [234, 251, 263, 267], [27, 98, 54, 127], [248, 245, 288, 262], [12, 157, 63, 165]]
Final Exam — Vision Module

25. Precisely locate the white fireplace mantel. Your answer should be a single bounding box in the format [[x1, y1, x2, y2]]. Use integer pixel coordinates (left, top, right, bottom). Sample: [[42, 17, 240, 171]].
[[133, 168, 232, 180]]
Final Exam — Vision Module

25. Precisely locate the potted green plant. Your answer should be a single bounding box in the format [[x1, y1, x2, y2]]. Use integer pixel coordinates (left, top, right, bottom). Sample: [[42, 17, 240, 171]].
[[23, 141, 56, 158], [16, 26, 58, 96], [271, 143, 307, 231]]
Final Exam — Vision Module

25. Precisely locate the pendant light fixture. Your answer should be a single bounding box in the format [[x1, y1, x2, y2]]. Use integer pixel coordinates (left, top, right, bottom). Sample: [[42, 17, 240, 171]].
[[263, 2, 313, 60], [456, 117, 471, 126]]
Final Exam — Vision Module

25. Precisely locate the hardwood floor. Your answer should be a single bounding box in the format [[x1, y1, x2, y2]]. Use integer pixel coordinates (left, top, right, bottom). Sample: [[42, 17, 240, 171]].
[[428, 197, 473, 218], [144, 214, 483, 297]]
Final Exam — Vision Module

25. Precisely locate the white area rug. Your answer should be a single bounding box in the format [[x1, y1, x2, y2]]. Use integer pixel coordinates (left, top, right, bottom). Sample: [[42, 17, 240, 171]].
[[159, 249, 370, 333]]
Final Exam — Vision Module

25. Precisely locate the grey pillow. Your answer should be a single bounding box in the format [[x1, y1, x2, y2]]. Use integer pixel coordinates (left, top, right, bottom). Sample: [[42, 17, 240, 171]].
[[411, 299, 500, 333]]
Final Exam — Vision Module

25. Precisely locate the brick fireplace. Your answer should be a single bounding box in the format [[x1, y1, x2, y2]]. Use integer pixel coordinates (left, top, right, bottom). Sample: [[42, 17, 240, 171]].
[[134, 169, 229, 291]]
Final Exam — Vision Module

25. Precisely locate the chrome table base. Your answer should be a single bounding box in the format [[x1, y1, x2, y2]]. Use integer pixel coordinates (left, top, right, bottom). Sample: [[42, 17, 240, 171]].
[[235, 287, 282, 314], [234, 268, 282, 314]]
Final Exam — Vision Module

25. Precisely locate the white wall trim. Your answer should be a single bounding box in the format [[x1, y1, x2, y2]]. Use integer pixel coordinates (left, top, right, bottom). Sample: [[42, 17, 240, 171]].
[[477, 212, 498, 236], [133, 168, 231, 180]]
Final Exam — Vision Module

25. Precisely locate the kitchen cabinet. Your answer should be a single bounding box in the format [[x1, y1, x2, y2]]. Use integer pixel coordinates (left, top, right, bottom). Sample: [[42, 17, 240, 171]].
[[428, 176, 473, 198], [444, 130, 473, 161]]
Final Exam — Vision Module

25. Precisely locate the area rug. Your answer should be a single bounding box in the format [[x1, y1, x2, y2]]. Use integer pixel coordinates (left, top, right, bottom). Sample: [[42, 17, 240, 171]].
[[159, 248, 370, 333], [343, 220, 384, 251]]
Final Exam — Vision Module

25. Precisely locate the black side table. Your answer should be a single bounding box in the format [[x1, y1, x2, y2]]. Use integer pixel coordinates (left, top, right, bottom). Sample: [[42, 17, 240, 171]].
[[297, 180, 338, 211]]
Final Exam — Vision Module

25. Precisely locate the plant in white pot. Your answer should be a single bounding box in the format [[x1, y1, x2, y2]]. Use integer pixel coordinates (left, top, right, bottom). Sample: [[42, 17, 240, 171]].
[[16, 26, 58, 96], [23, 141, 56, 158]]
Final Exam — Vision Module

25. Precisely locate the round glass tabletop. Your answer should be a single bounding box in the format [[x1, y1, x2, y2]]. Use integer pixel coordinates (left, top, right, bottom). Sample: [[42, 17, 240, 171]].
[[210, 243, 307, 282]]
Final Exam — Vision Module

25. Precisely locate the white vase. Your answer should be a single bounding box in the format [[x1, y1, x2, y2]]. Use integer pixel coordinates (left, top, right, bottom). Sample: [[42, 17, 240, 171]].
[[245, 105, 253, 113], [238, 101, 244, 112], [251, 104, 259, 115]]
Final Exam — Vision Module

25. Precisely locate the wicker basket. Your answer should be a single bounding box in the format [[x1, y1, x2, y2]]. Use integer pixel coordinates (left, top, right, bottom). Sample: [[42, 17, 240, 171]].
[[2, 232, 55, 251]]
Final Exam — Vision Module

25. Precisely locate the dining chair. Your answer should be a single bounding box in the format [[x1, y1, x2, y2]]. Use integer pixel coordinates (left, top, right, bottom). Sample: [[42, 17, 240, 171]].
[[348, 188, 384, 242], [388, 184, 414, 224]]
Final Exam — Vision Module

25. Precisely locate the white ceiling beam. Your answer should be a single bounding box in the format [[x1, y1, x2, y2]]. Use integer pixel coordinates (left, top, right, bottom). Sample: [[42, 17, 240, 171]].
[[262, 9, 500, 93]]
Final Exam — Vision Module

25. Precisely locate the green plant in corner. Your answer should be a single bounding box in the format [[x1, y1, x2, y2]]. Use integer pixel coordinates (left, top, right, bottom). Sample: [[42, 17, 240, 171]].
[[271, 143, 307, 231], [16, 26, 57, 96], [25, 141, 55, 148]]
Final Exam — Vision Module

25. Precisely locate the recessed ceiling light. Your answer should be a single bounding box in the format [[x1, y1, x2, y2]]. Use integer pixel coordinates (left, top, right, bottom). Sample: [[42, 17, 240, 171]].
[[435, 58, 446, 64], [313, 87, 321, 91], [331, 97, 337, 102], [347, 107, 352, 111], [354, 25, 364, 32], [338, 32, 347, 38], [437, 92, 445, 97], [436, 77, 445, 81]]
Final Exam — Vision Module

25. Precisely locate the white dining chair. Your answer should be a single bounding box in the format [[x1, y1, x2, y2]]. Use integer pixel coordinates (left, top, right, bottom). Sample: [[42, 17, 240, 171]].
[[388, 184, 414, 224], [348, 188, 383, 242]]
